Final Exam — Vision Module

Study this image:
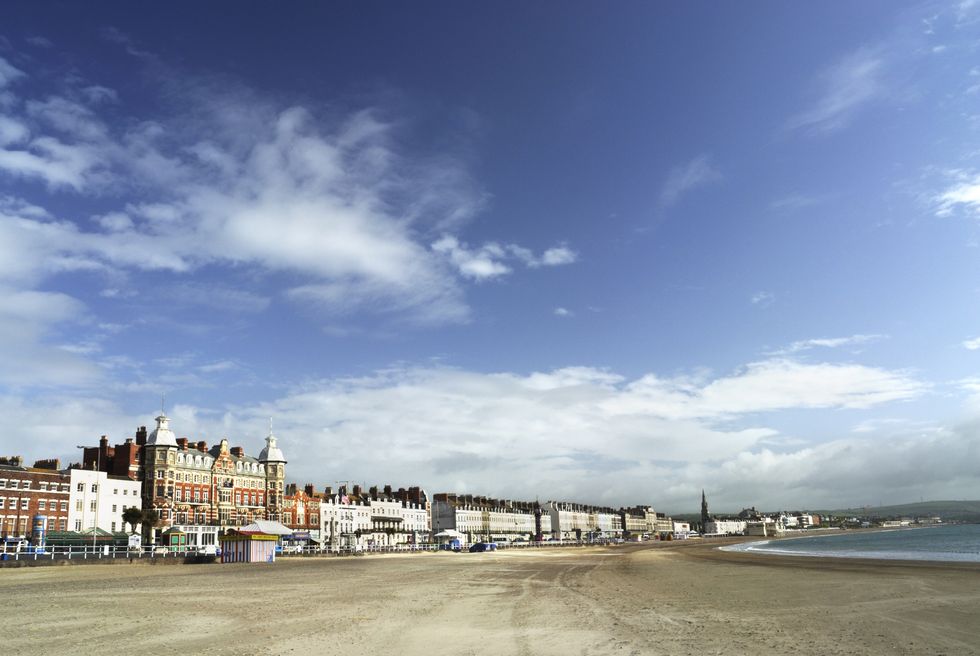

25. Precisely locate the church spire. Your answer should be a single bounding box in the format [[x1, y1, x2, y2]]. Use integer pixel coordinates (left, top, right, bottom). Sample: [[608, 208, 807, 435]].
[[700, 489, 710, 533]]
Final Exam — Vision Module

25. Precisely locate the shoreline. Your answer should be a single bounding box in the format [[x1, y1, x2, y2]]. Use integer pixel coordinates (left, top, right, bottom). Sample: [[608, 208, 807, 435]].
[[714, 524, 980, 566]]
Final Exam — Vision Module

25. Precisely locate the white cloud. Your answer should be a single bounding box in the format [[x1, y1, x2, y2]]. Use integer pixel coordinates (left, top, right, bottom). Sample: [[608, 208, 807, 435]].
[[0, 53, 583, 339], [0, 57, 25, 88], [771, 334, 886, 355], [787, 47, 884, 134], [769, 194, 827, 212], [25, 36, 53, 48], [659, 154, 721, 207], [0, 116, 30, 146], [554, 307, 572, 317], [432, 236, 578, 280], [431, 235, 511, 280], [935, 171, 980, 217], [539, 245, 577, 267], [167, 358, 923, 507], [963, 336, 980, 350], [750, 291, 774, 307], [0, 355, 945, 508], [0, 60, 578, 327]]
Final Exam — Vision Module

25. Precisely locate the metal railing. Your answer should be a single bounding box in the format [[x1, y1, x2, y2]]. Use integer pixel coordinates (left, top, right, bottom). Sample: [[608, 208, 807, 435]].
[[0, 544, 213, 562], [0, 537, 628, 563]]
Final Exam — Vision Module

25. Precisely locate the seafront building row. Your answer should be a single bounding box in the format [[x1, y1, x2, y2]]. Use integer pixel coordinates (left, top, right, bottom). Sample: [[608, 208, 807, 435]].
[[0, 414, 673, 549]]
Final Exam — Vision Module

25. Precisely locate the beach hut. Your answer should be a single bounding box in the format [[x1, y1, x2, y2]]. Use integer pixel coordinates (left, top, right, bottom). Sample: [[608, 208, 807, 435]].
[[219, 520, 292, 564]]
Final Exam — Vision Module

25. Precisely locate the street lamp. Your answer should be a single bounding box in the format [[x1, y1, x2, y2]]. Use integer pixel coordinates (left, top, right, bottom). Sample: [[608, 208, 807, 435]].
[[76, 445, 100, 551]]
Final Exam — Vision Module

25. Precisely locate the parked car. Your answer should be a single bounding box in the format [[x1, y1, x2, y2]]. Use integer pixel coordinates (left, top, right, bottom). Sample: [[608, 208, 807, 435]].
[[468, 542, 498, 553]]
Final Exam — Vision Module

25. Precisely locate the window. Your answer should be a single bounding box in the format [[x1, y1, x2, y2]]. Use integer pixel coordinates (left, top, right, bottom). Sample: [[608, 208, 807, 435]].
[[39, 500, 46, 511], [59, 520, 66, 530], [0, 480, 5, 489], [91, 484, 98, 493], [74, 520, 82, 531], [203, 491, 209, 502], [21, 498, 29, 509], [21, 480, 30, 489], [156, 486, 164, 497], [77, 482, 84, 492], [60, 501, 67, 511], [39, 482, 47, 491], [76, 500, 83, 511], [113, 488, 118, 495], [156, 470, 164, 480], [112, 504, 117, 513], [0, 498, 4, 509], [111, 522, 116, 531], [90, 501, 97, 511], [194, 490, 200, 502]]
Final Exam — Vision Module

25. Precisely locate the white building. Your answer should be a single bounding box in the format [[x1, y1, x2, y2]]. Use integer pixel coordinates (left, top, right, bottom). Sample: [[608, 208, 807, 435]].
[[673, 521, 691, 536], [320, 487, 430, 549], [704, 518, 747, 535], [594, 510, 622, 537], [545, 501, 623, 540], [68, 469, 142, 534], [432, 495, 539, 544]]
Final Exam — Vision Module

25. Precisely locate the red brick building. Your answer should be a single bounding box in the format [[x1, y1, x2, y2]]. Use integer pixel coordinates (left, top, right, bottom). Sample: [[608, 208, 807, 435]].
[[0, 457, 71, 541], [282, 484, 322, 534], [81, 414, 287, 547]]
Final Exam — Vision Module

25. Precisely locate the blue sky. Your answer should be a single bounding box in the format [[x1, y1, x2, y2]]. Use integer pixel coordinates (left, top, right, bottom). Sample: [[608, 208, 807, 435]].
[[2, 1, 980, 512]]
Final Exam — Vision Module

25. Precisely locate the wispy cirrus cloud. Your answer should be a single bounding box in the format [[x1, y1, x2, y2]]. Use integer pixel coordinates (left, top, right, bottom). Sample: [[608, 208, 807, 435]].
[[659, 154, 721, 207], [769, 333, 887, 356], [963, 336, 980, 350], [0, 48, 581, 355], [787, 47, 885, 135]]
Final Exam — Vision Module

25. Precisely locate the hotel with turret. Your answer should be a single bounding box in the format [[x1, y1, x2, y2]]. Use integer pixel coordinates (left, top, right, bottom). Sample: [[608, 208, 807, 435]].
[[2, 412, 671, 550]]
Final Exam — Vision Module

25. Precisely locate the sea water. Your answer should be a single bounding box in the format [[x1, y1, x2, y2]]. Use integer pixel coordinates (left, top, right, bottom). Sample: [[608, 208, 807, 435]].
[[721, 524, 980, 563]]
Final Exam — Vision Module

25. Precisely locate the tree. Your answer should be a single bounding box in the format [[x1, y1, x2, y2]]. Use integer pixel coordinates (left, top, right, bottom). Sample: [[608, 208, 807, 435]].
[[140, 508, 160, 543], [122, 506, 144, 534]]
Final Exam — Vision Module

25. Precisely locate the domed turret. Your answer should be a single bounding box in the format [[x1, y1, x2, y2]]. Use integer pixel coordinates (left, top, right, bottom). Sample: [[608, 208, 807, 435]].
[[146, 413, 178, 447], [259, 422, 286, 463]]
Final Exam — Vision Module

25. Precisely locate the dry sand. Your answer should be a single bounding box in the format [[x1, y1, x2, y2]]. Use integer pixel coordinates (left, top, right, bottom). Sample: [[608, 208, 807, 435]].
[[2, 540, 979, 656]]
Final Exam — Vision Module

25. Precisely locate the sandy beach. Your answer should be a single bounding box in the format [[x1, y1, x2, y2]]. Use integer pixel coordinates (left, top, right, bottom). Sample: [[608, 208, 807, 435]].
[[2, 541, 978, 656]]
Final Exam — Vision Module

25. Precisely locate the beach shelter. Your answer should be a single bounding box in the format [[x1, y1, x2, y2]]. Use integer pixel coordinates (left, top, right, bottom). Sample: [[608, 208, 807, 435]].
[[433, 529, 464, 549], [160, 528, 187, 550]]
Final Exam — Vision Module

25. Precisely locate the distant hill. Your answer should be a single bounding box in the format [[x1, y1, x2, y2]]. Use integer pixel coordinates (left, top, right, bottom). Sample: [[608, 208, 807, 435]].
[[817, 500, 980, 522]]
